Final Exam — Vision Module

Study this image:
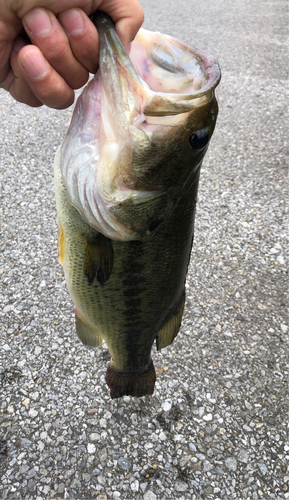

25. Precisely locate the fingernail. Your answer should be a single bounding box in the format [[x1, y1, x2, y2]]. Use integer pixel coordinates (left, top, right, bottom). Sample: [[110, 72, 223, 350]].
[[21, 49, 49, 79], [24, 8, 52, 36], [62, 9, 84, 36]]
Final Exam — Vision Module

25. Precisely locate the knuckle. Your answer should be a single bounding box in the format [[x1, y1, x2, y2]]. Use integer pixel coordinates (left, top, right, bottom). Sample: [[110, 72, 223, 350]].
[[136, 5, 145, 26], [43, 38, 68, 64], [35, 77, 74, 109]]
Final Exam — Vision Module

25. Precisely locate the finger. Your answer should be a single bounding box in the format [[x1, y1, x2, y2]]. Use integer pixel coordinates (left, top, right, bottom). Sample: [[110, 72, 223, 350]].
[[18, 45, 75, 109], [9, 36, 42, 107], [58, 9, 99, 74], [107, 1, 144, 48], [23, 7, 89, 89], [0, 14, 22, 86]]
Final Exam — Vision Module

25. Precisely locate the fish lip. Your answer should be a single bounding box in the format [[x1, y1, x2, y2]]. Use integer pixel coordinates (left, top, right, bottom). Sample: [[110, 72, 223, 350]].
[[91, 12, 142, 81], [171, 36, 221, 97], [91, 11, 146, 131]]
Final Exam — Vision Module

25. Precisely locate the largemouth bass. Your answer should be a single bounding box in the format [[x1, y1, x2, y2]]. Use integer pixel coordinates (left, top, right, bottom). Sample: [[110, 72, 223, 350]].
[[54, 12, 221, 398]]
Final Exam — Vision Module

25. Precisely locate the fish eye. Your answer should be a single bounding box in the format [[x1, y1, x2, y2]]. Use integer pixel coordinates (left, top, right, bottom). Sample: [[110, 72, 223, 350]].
[[189, 128, 210, 150]]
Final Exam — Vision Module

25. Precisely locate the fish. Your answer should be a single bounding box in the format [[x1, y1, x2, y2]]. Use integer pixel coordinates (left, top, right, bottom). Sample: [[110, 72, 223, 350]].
[[54, 12, 221, 398]]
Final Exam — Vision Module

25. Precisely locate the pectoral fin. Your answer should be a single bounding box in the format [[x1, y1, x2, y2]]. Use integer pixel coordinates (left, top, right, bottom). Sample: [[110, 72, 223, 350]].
[[75, 314, 103, 347], [155, 292, 185, 350], [83, 233, 114, 286]]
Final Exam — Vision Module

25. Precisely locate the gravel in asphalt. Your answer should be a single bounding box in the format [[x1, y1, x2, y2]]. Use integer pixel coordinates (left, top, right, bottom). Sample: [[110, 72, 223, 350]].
[[0, 0, 288, 499]]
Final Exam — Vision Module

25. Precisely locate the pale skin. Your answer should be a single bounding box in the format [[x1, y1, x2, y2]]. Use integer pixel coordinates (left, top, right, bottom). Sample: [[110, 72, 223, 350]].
[[0, 0, 144, 109]]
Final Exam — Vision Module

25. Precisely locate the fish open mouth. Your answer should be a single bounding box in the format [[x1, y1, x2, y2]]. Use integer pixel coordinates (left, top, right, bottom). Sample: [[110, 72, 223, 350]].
[[130, 28, 220, 115], [58, 13, 221, 242]]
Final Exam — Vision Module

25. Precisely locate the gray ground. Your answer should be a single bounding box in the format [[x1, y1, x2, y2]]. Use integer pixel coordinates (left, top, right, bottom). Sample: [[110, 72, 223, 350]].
[[0, 0, 288, 499]]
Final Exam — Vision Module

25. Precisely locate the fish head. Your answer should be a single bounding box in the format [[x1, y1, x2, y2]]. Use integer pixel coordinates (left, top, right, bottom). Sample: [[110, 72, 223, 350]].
[[59, 13, 220, 241]]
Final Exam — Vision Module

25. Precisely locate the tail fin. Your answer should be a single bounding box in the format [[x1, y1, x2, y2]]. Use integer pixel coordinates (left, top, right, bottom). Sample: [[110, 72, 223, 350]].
[[105, 360, 156, 399]]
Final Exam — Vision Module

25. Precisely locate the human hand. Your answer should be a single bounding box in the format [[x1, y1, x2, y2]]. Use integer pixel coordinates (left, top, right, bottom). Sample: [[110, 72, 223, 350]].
[[0, 0, 144, 109]]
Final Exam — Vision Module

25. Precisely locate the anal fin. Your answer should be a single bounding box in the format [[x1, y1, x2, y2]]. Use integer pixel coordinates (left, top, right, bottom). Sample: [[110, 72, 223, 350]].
[[155, 292, 185, 350], [83, 233, 114, 286], [75, 314, 103, 347]]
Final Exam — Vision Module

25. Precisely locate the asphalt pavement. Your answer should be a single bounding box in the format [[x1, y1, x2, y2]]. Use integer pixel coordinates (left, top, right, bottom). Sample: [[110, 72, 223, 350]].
[[0, 0, 288, 499]]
